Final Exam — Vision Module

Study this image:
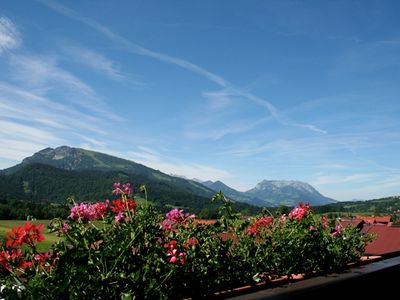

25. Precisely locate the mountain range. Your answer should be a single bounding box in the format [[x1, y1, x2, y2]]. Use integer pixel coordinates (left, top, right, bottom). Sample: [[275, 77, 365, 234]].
[[0, 146, 336, 210], [201, 179, 336, 207]]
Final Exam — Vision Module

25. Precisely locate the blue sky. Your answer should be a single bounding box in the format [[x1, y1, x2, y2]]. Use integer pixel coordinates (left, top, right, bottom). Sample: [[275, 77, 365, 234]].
[[0, 0, 399, 201]]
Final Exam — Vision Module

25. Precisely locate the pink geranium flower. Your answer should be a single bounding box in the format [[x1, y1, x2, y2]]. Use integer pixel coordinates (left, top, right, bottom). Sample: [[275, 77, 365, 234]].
[[162, 208, 195, 231]]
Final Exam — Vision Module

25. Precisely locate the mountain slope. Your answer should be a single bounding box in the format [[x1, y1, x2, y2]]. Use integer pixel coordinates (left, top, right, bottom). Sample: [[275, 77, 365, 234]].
[[0, 147, 260, 216], [1, 146, 335, 209], [4, 163, 208, 206], [201, 180, 272, 207], [245, 180, 336, 206], [314, 196, 400, 215], [4, 146, 214, 199]]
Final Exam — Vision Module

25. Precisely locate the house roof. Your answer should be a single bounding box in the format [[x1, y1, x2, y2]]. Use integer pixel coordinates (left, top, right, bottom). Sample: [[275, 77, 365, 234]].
[[356, 215, 391, 224], [362, 224, 400, 255], [340, 219, 365, 228]]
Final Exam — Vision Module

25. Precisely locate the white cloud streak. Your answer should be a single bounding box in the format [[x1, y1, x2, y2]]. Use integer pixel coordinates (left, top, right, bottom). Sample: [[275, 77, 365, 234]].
[[378, 40, 400, 45], [62, 45, 140, 84], [0, 82, 108, 135], [319, 175, 400, 201], [0, 140, 51, 161], [0, 120, 62, 144], [91, 146, 233, 182], [10, 54, 94, 97], [38, 0, 326, 135], [0, 16, 20, 54], [8, 53, 120, 121], [225, 133, 373, 157], [0, 82, 121, 163], [311, 173, 376, 186]]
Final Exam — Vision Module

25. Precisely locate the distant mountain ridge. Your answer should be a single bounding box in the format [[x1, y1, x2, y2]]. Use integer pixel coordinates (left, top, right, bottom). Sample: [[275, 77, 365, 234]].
[[0, 146, 259, 217], [201, 180, 273, 207], [4, 146, 216, 197], [2, 146, 336, 208], [1, 147, 215, 203], [245, 180, 336, 206], [200, 179, 336, 207]]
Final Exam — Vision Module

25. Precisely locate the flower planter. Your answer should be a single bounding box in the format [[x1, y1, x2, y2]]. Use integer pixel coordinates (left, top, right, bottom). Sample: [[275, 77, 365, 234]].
[[0, 184, 375, 299], [209, 255, 399, 299]]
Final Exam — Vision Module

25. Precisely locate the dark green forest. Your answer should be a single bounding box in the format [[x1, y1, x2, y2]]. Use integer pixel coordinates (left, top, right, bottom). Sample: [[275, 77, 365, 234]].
[[0, 163, 259, 219], [313, 196, 400, 217], [1, 162, 399, 220]]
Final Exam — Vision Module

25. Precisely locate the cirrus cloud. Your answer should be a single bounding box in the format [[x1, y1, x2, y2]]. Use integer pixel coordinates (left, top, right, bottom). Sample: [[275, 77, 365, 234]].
[[0, 16, 21, 54]]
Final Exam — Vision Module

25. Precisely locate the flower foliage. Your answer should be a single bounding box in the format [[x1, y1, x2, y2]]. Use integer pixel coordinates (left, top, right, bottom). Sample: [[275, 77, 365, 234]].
[[0, 185, 374, 299]]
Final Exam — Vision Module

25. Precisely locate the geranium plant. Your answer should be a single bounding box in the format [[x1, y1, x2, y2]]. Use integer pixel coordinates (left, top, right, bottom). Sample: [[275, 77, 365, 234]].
[[0, 183, 374, 299]]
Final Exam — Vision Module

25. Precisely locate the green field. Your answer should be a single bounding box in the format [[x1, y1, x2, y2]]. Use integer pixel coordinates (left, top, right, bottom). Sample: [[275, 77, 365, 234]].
[[0, 220, 58, 252]]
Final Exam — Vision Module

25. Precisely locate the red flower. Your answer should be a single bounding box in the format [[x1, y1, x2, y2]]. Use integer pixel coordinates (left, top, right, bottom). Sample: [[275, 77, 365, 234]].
[[289, 203, 311, 221], [164, 240, 177, 251], [18, 260, 33, 269], [164, 240, 187, 265], [184, 238, 199, 248], [247, 216, 274, 235], [0, 249, 29, 272], [0, 250, 11, 271], [6, 221, 45, 248], [111, 198, 137, 213]]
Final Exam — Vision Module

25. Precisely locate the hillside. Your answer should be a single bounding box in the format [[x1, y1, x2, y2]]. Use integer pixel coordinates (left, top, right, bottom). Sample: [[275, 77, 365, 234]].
[[1, 146, 335, 212], [201, 180, 273, 207], [314, 196, 400, 216], [0, 147, 260, 217]]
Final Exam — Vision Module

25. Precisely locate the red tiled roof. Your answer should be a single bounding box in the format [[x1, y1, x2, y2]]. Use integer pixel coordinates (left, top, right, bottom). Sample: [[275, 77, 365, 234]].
[[356, 215, 391, 224], [362, 224, 400, 255], [340, 219, 364, 228], [374, 216, 392, 223]]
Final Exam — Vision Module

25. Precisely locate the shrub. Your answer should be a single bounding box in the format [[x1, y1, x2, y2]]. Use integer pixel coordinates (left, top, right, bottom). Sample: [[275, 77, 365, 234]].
[[0, 183, 374, 299]]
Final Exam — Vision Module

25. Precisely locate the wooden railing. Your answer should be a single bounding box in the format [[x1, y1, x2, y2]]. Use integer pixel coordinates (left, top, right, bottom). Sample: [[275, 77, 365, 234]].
[[218, 252, 400, 299]]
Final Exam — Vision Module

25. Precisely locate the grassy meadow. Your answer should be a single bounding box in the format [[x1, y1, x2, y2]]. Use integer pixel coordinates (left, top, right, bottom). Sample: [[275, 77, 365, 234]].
[[0, 220, 58, 252]]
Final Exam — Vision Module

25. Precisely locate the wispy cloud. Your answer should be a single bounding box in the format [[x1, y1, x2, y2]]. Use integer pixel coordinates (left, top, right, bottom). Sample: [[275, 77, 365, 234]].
[[10, 54, 94, 96], [8, 53, 120, 121], [185, 117, 269, 140], [311, 173, 376, 186], [377, 39, 400, 45], [225, 133, 371, 157], [314, 163, 349, 170], [0, 82, 122, 162], [0, 16, 20, 54], [234, 89, 327, 134], [0, 120, 62, 144], [320, 175, 400, 201], [38, 0, 326, 135], [95, 146, 233, 182], [0, 82, 108, 135], [0, 140, 52, 161], [202, 89, 236, 111], [62, 45, 141, 85]]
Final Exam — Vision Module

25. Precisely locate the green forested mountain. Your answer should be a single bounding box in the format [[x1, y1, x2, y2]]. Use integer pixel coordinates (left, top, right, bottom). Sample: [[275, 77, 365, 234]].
[[4, 146, 214, 198], [0, 146, 260, 219], [314, 196, 400, 216]]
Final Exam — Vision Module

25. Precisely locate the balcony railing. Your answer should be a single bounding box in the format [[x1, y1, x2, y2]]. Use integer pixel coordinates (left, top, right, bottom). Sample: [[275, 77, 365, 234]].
[[218, 252, 400, 299]]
